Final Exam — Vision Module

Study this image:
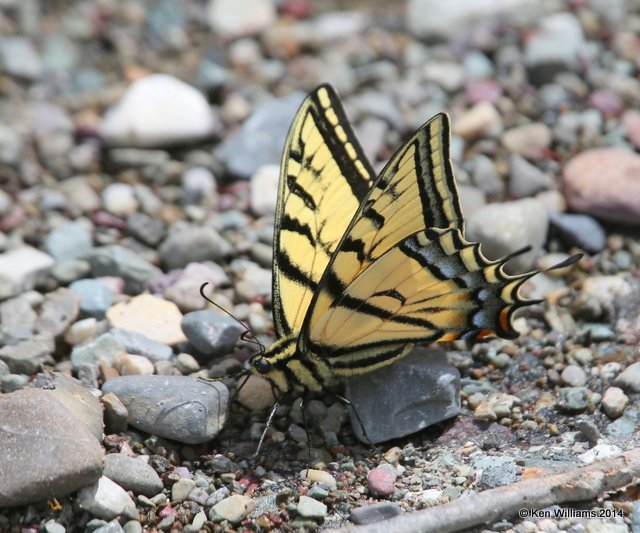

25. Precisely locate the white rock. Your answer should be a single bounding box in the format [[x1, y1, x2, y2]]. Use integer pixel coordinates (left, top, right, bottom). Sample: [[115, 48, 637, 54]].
[[578, 444, 622, 464], [77, 476, 137, 520], [102, 183, 139, 217], [100, 74, 217, 147], [250, 165, 280, 216], [207, 0, 276, 38], [0, 36, 43, 79], [0, 247, 55, 299], [116, 353, 155, 376]]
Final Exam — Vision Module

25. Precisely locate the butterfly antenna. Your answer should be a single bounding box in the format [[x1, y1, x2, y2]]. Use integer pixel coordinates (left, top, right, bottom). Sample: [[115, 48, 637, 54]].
[[199, 282, 265, 355]]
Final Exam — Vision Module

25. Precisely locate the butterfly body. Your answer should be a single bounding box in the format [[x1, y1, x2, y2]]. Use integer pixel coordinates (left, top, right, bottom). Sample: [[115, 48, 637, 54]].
[[248, 84, 538, 394]]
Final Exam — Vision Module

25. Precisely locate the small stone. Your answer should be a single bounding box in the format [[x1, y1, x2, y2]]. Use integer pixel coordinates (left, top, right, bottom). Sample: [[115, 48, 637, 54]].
[[236, 375, 276, 411], [115, 353, 155, 376], [104, 454, 163, 497], [109, 328, 173, 362], [51, 259, 92, 284], [172, 478, 196, 502], [300, 469, 337, 490], [210, 494, 256, 524], [508, 155, 553, 198], [578, 444, 622, 465], [350, 502, 402, 525], [614, 363, 640, 393], [64, 317, 99, 346], [163, 262, 229, 312], [474, 456, 517, 489], [549, 213, 606, 253], [563, 148, 640, 225], [70, 333, 126, 371], [126, 212, 166, 247], [250, 165, 280, 216], [367, 466, 397, 498], [77, 477, 137, 520], [560, 365, 587, 387], [102, 184, 139, 217], [0, 332, 54, 374], [501, 123, 552, 160], [589, 89, 623, 118], [68, 279, 113, 318], [107, 294, 186, 345], [102, 375, 228, 444], [100, 74, 218, 147], [175, 353, 200, 374], [87, 245, 162, 294], [452, 103, 501, 140], [601, 387, 628, 420], [0, 246, 55, 299], [576, 419, 600, 444], [159, 224, 231, 270], [622, 109, 640, 149], [296, 495, 327, 519], [181, 310, 244, 358], [102, 392, 129, 434], [0, 36, 43, 80], [556, 387, 589, 414], [44, 220, 93, 262], [471, 154, 504, 198]]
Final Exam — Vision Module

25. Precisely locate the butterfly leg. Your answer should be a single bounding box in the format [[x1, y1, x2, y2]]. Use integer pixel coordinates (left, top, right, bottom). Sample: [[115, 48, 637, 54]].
[[254, 391, 289, 458], [335, 394, 380, 454]]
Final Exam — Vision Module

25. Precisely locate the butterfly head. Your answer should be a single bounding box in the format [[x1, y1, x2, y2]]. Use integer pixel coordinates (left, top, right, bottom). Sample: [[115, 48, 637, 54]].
[[248, 336, 298, 393]]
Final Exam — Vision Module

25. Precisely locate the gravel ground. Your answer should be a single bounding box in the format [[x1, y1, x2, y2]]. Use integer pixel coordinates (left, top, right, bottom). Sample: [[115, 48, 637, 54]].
[[0, 1, 639, 532]]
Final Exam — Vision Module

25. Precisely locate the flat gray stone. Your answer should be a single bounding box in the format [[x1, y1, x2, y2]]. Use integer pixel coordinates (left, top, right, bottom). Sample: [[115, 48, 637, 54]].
[[0, 332, 55, 374], [350, 502, 402, 525], [181, 310, 244, 359], [0, 389, 103, 507], [103, 454, 163, 497], [0, 295, 37, 342], [71, 333, 126, 371], [102, 375, 228, 444], [345, 348, 460, 444], [109, 328, 173, 362], [35, 288, 80, 337], [44, 220, 93, 262], [77, 476, 137, 520], [0, 247, 54, 300], [87, 245, 162, 294]]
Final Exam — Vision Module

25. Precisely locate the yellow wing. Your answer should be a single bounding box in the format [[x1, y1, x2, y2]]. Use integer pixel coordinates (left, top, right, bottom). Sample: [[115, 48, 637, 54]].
[[305, 228, 535, 377], [272, 84, 374, 337], [300, 112, 463, 347]]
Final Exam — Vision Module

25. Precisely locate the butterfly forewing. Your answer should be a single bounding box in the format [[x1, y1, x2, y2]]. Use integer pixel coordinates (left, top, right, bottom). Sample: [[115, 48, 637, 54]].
[[272, 85, 375, 337]]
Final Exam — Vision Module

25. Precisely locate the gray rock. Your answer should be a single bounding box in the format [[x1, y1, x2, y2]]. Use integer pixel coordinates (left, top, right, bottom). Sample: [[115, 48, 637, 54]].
[[35, 288, 80, 337], [182, 167, 217, 204], [181, 310, 244, 359], [350, 502, 402, 525], [44, 221, 93, 262], [172, 478, 196, 501], [110, 328, 173, 362], [51, 259, 92, 284], [87, 245, 162, 294], [550, 213, 607, 253], [34, 372, 104, 441], [77, 477, 137, 520], [0, 333, 55, 374], [296, 495, 327, 519], [508, 155, 553, 198], [215, 91, 305, 178], [0, 295, 36, 342], [43, 519, 66, 533], [70, 333, 126, 371], [70, 279, 113, 318], [0, 246, 55, 300], [1, 373, 30, 393], [92, 520, 125, 533], [102, 375, 228, 444], [601, 387, 628, 419], [210, 494, 256, 524], [606, 410, 639, 438], [557, 387, 589, 413], [0, 389, 103, 507], [205, 486, 230, 507], [159, 224, 231, 270], [0, 36, 43, 79], [126, 212, 166, 247], [474, 456, 518, 489], [614, 362, 640, 393], [465, 198, 548, 273], [560, 365, 587, 387], [576, 419, 600, 444], [345, 348, 460, 444], [103, 454, 163, 497], [102, 392, 129, 434]]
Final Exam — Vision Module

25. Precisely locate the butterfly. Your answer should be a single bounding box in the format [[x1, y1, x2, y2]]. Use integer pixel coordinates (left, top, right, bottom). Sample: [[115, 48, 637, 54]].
[[228, 84, 571, 398]]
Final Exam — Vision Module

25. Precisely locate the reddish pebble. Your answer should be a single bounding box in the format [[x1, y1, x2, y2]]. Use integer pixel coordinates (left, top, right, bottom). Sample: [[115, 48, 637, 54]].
[[465, 79, 503, 105], [589, 89, 623, 118], [367, 466, 397, 498], [622, 110, 640, 149]]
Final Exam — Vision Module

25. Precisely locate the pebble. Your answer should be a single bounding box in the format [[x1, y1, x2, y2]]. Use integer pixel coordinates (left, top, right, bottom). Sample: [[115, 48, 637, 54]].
[[103, 454, 164, 497], [471, 154, 504, 197], [613, 362, 640, 393], [215, 91, 305, 178], [44, 220, 93, 262], [107, 294, 186, 345], [126, 212, 166, 247], [452, 102, 501, 140], [87, 245, 162, 294], [601, 387, 628, 419], [69, 279, 113, 318], [250, 165, 280, 216], [560, 365, 587, 387], [621, 109, 640, 149], [0, 36, 43, 80], [102, 392, 129, 434], [109, 328, 173, 362], [77, 477, 137, 520], [101, 375, 228, 444], [115, 353, 155, 376], [367, 465, 397, 498], [465, 198, 548, 273], [508, 155, 553, 198], [549, 213, 606, 253], [0, 246, 55, 300], [296, 495, 327, 519], [100, 74, 218, 147], [0, 332, 54, 374], [0, 388, 104, 507], [159, 224, 231, 270], [182, 167, 217, 204], [576, 419, 600, 444], [578, 444, 623, 465], [70, 333, 125, 371], [563, 148, 640, 225], [475, 456, 518, 489], [181, 310, 244, 358], [210, 494, 256, 524], [102, 184, 139, 217], [350, 501, 402, 525], [501, 123, 552, 160], [301, 469, 337, 490], [556, 387, 589, 414], [172, 478, 197, 502], [207, 0, 276, 38], [236, 375, 276, 410]]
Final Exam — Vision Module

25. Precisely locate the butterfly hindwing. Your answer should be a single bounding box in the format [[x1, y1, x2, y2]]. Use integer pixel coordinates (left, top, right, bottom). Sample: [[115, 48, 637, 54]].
[[272, 85, 375, 337]]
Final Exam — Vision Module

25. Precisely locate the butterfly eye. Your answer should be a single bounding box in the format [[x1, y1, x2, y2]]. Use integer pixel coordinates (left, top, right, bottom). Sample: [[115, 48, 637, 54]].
[[254, 358, 272, 374]]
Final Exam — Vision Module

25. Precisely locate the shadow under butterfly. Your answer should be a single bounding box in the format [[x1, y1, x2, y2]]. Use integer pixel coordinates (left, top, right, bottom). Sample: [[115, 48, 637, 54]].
[[201, 84, 581, 456]]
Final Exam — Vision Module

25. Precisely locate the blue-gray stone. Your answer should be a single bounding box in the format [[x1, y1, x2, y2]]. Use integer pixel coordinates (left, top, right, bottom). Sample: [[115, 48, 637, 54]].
[[350, 502, 402, 525], [345, 348, 460, 444], [474, 456, 518, 489], [159, 224, 231, 270], [71, 333, 125, 371], [550, 212, 606, 253], [87, 245, 162, 294], [215, 91, 305, 178], [101, 375, 228, 444], [606, 410, 639, 438], [110, 328, 173, 362], [556, 387, 589, 413], [70, 279, 113, 318], [44, 221, 93, 262], [103, 454, 163, 497], [181, 310, 244, 360]]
